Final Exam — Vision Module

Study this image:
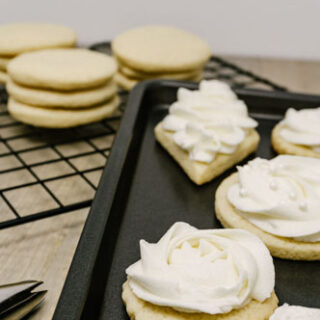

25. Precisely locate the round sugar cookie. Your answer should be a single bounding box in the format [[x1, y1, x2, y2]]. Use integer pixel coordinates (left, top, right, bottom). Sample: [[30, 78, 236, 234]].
[[190, 72, 203, 82], [8, 49, 117, 90], [272, 123, 320, 158], [122, 281, 278, 320], [115, 72, 138, 90], [0, 23, 76, 56], [0, 56, 10, 71], [120, 64, 202, 80], [115, 71, 203, 91], [7, 79, 117, 108], [112, 26, 211, 73], [215, 173, 320, 260], [8, 96, 119, 128], [0, 70, 8, 84]]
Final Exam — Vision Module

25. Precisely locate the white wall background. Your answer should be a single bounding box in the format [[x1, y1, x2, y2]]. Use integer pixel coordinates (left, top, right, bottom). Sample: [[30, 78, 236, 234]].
[[1, 0, 320, 60]]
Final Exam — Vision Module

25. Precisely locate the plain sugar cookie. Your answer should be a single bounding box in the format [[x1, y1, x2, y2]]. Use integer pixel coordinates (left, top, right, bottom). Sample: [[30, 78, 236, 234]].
[[0, 23, 76, 56], [0, 56, 10, 71], [122, 281, 278, 320], [0, 70, 8, 83], [112, 26, 211, 73], [116, 71, 203, 91], [8, 96, 119, 128], [7, 79, 117, 108], [119, 64, 202, 80], [8, 48, 117, 90], [115, 72, 139, 90], [215, 173, 320, 260]]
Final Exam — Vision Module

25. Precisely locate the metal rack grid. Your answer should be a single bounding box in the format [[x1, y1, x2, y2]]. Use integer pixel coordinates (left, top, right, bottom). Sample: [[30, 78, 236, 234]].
[[0, 42, 286, 230]]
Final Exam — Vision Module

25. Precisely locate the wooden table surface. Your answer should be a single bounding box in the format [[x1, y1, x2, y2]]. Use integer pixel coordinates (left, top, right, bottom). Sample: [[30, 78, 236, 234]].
[[1, 56, 320, 320]]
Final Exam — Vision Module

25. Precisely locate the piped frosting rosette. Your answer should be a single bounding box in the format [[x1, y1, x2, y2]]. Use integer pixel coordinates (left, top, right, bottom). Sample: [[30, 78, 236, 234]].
[[228, 155, 320, 242], [161, 80, 257, 163], [279, 107, 320, 152], [126, 222, 275, 315]]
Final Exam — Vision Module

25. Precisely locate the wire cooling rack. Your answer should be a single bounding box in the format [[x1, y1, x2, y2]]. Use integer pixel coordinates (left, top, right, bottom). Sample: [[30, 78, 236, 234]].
[[0, 42, 286, 229]]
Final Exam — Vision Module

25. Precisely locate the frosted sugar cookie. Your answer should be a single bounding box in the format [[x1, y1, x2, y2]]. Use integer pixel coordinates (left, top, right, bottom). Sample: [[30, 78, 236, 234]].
[[8, 96, 119, 128], [215, 155, 320, 260], [270, 304, 320, 320], [123, 222, 278, 320], [112, 26, 211, 73], [6, 79, 117, 108], [155, 80, 260, 185], [272, 107, 320, 158], [0, 23, 76, 56], [8, 49, 117, 90]]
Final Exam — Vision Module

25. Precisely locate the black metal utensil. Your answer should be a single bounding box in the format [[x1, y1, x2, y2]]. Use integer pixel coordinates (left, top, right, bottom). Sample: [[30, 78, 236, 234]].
[[0, 281, 46, 320]]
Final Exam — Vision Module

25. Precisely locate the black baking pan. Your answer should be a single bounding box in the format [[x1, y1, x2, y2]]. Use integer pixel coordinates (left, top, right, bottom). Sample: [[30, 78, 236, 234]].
[[53, 80, 320, 320]]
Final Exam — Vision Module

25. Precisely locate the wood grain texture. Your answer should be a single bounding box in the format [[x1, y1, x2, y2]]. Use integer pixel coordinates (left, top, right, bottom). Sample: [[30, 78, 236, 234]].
[[1, 55, 320, 320], [226, 55, 320, 94], [0, 209, 88, 319]]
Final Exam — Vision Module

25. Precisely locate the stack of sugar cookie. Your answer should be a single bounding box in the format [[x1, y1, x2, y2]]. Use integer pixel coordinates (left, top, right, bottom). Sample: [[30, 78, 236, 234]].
[[112, 26, 211, 90], [0, 23, 77, 84], [7, 48, 119, 128]]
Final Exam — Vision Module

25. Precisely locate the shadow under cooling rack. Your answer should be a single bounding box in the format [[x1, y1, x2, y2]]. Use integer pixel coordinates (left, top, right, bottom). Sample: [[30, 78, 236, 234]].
[[0, 42, 286, 229]]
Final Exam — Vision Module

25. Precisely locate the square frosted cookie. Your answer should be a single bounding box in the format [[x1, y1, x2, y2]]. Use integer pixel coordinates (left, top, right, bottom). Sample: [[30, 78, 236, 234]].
[[155, 124, 259, 185], [155, 80, 260, 185]]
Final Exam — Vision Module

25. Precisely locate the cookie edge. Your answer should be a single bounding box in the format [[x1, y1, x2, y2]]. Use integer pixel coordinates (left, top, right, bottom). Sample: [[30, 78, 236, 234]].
[[215, 172, 320, 260], [154, 123, 260, 185]]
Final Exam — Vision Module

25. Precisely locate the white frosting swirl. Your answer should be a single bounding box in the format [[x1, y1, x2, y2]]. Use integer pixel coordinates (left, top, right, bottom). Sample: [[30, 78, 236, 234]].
[[270, 304, 320, 320], [280, 107, 320, 151], [126, 222, 275, 315], [228, 155, 320, 242], [161, 80, 257, 163]]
